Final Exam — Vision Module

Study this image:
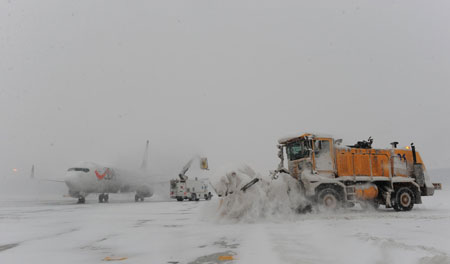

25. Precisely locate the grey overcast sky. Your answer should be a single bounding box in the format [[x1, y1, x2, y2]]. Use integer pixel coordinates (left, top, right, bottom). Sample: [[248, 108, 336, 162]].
[[1, 0, 449, 179]]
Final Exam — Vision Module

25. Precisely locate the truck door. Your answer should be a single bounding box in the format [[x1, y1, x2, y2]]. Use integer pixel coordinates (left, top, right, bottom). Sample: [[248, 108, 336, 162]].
[[313, 139, 334, 174]]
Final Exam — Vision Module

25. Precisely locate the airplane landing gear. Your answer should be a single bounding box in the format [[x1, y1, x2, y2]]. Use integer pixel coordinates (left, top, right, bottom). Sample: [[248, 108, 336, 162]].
[[135, 194, 144, 202], [77, 196, 85, 204], [99, 193, 109, 203]]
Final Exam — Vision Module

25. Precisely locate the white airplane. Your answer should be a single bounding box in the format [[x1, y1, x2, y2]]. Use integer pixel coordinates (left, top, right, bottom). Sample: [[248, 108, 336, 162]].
[[63, 141, 154, 204]]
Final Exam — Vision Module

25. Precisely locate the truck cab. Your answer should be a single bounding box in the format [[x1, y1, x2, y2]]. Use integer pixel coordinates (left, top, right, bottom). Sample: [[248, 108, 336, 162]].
[[281, 133, 335, 179]]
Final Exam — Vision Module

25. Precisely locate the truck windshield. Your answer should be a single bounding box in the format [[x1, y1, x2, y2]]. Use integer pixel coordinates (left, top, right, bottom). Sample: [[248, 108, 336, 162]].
[[170, 180, 178, 188], [286, 141, 309, 161]]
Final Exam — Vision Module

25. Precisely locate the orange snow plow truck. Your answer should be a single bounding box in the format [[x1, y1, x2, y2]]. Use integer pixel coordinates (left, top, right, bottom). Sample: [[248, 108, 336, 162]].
[[274, 133, 441, 211]]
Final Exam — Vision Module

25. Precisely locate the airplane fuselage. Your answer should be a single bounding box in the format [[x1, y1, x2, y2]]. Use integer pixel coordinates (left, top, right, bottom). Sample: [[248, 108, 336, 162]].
[[64, 162, 153, 203]]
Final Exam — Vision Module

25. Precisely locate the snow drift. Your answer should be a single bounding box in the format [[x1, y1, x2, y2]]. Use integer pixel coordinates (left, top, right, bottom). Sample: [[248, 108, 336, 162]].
[[207, 164, 309, 222]]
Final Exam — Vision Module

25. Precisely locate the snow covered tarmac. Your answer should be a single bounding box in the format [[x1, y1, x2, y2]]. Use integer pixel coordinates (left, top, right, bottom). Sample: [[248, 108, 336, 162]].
[[1, 192, 450, 264]]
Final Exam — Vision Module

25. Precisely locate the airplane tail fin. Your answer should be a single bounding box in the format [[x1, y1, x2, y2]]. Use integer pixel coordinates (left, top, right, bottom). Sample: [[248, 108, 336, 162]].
[[30, 164, 35, 179], [140, 140, 150, 171]]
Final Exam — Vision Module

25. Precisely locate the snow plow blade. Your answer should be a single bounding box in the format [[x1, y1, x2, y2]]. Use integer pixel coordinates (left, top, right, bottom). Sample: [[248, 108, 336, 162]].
[[240, 178, 260, 192]]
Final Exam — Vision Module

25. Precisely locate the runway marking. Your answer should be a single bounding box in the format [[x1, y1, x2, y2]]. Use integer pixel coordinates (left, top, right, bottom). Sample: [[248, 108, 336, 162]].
[[103, 256, 127, 261], [218, 255, 234, 261], [187, 251, 236, 264]]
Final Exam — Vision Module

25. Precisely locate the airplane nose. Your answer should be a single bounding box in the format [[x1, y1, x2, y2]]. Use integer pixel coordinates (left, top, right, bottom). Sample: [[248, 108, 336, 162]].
[[64, 172, 81, 190]]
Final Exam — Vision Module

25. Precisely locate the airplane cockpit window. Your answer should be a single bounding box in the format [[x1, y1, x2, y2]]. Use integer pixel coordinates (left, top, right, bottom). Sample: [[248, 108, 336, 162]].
[[68, 168, 90, 173]]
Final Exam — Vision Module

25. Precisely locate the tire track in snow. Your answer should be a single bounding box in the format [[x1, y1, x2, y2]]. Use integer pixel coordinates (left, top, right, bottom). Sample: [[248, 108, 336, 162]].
[[355, 232, 449, 262]]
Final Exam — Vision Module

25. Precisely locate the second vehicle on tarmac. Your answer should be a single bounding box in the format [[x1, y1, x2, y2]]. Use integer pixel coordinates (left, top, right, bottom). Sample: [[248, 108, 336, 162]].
[[170, 156, 212, 201]]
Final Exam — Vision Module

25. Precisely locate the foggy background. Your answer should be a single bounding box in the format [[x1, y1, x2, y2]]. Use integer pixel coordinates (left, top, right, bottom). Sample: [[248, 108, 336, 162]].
[[1, 0, 449, 183]]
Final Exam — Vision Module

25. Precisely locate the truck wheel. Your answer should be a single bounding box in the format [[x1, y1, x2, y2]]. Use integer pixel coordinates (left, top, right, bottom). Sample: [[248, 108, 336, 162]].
[[176, 197, 183, 202], [78, 196, 85, 204], [317, 188, 342, 211], [296, 204, 312, 214], [191, 193, 197, 201], [135, 194, 140, 202], [99, 194, 104, 203], [392, 187, 415, 211]]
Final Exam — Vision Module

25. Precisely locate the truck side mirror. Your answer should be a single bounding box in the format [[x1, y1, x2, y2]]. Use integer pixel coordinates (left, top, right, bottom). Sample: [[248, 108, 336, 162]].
[[278, 149, 283, 159]]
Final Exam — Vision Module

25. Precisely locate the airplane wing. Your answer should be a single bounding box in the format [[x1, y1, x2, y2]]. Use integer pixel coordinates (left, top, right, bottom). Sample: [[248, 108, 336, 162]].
[[29, 165, 65, 183], [36, 179, 65, 183]]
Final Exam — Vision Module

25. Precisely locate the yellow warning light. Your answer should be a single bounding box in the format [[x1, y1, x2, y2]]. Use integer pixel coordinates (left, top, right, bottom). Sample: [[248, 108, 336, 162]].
[[405, 146, 411, 150], [200, 157, 209, 170]]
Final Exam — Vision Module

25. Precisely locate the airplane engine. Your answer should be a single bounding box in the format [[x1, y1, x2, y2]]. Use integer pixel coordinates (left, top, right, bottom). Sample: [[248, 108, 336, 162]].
[[137, 186, 153, 197]]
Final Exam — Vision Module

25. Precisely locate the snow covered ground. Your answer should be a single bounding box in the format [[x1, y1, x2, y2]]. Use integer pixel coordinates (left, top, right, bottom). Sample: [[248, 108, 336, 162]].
[[0, 177, 449, 264]]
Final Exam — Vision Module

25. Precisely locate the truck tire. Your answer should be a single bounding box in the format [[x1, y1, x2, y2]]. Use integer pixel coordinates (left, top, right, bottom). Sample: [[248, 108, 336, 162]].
[[77, 196, 85, 204], [176, 197, 183, 202], [191, 193, 197, 201], [392, 187, 415, 212], [317, 188, 342, 211], [135, 194, 143, 202]]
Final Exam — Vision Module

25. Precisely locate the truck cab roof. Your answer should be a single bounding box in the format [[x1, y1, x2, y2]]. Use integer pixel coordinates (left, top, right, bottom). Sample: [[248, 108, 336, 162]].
[[278, 132, 333, 144]]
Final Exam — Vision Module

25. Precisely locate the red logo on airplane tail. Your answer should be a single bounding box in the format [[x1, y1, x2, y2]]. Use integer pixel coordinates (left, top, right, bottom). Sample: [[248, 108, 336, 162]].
[[95, 169, 109, 180]]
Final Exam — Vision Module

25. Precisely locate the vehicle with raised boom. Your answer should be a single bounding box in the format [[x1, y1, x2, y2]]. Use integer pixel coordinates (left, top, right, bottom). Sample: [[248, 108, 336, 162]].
[[170, 156, 212, 201]]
